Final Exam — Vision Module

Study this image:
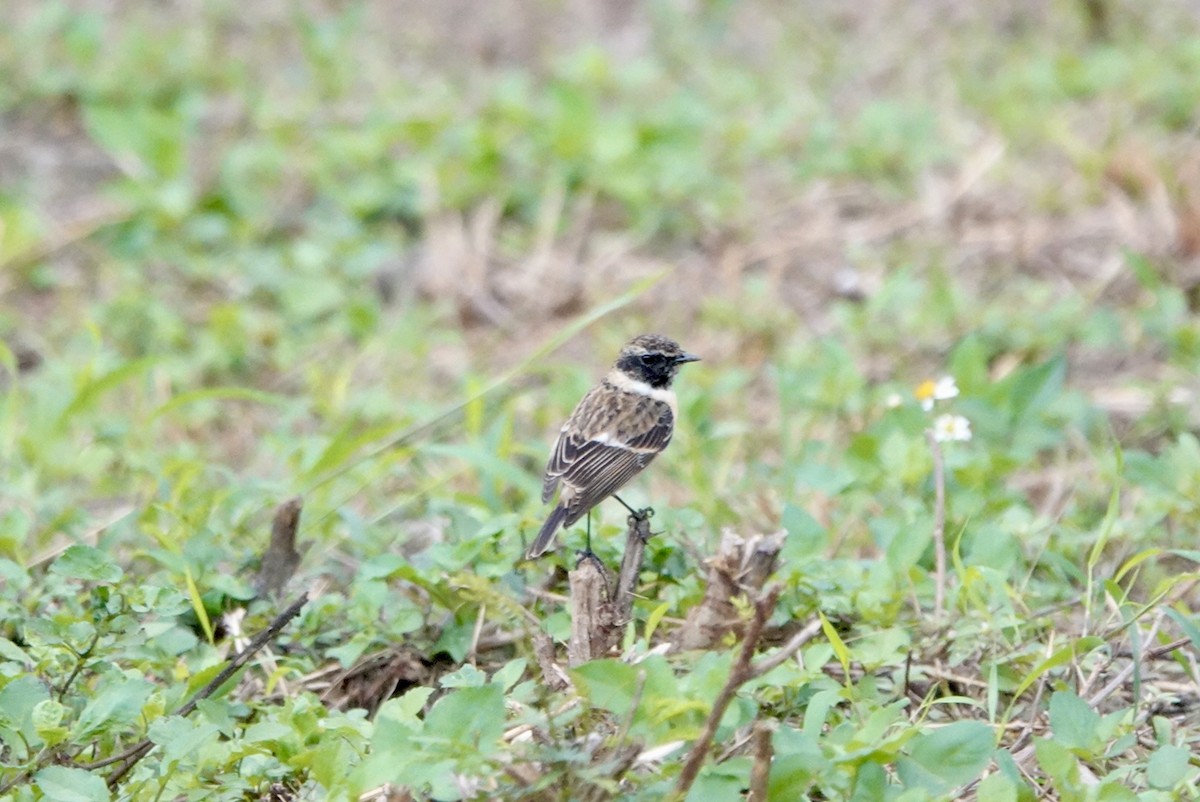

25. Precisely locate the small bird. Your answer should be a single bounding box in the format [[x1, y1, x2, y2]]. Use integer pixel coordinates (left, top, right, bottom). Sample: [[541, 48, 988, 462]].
[[528, 334, 700, 559]]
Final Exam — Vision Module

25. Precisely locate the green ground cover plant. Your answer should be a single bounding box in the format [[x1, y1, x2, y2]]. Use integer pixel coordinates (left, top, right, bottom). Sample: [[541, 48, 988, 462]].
[[2, 1, 1200, 799]]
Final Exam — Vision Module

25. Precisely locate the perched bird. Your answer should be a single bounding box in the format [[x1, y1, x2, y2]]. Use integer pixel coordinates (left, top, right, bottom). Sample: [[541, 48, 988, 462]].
[[527, 334, 700, 559]]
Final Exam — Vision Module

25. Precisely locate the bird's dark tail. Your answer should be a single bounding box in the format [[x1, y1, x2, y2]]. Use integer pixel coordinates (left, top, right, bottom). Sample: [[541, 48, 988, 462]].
[[527, 504, 568, 559]]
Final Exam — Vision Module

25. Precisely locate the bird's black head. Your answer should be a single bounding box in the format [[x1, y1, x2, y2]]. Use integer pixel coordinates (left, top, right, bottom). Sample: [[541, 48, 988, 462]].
[[614, 334, 700, 388]]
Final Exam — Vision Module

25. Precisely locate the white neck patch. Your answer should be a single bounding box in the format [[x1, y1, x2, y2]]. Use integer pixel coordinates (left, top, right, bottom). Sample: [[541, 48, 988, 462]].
[[607, 369, 677, 409]]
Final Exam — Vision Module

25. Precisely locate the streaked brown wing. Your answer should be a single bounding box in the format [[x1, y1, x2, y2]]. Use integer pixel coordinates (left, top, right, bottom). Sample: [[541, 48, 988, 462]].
[[541, 456, 563, 503], [559, 443, 656, 526], [542, 384, 605, 502], [542, 394, 675, 523]]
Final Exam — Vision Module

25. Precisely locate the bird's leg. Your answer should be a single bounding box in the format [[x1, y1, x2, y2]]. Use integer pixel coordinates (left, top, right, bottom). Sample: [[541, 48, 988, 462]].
[[573, 512, 600, 564], [574, 511, 598, 562], [613, 494, 655, 523], [585, 509, 593, 555]]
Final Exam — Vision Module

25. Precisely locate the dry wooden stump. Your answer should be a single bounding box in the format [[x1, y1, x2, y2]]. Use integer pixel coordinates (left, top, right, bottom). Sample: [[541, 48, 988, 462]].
[[565, 513, 654, 667], [556, 522, 788, 667]]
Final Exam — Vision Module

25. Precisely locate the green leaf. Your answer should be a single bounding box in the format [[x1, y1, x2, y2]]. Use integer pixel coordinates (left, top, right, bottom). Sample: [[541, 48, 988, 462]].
[[1113, 547, 1162, 584], [976, 772, 1018, 802], [439, 663, 487, 688], [73, 677, 154, 739], [688, 757, 750, 802], [853, 626, 910, 670], [194, 698, 235, 733], [54, 357, 157, 430], [150, 386, 286, 421], [1087, 445, 1122, 572], [1094, 782, 1138, 801], [767, 728, 823, 797], [32, 699, 70, 746], [50, 545, 123, 583], [303, 736, 360, 788], [1164, 608, 1200, 652], [644, 601, 671, 643], [986, 661, 1000, 723], [572, 659, 639, 715], [993, 748, 1030, 792], [896, 720, 994, 793], [1047, 691, 1100, 752], [849, 761, 887, 801], [82, 102, 190, 178], [0, 675, 50, 752], [490, 658, 527, 693], [148, 715, 221, 766], [243, 720, 294, 743], [0, 339, 16, 377], [1146, 743, 1191, 790], [1033, 738, 1080, 792], [0, 637, 31, 664], [1009, 638, 1105, 701], [422, 683, 505, 755], [373, 686, 435, 743], [34, 766, 111, 802], [802, 688, 841, 738], [781, 503, 829, 560], [819, 613, 852, 678], [948, 334, 990, 394], [301, 420, 404, 482], [183, 567, 214, 644], [1005, 354, 1065, 427]]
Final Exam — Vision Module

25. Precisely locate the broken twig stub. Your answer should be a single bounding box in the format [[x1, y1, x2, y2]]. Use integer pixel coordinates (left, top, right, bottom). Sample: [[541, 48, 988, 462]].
[[673, 529, 785, 651], [255, 496, 304, 598]]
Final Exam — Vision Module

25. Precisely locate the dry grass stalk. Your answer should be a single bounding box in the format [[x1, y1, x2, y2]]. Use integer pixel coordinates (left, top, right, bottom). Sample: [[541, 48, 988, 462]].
[[925, 430, 947, 622]]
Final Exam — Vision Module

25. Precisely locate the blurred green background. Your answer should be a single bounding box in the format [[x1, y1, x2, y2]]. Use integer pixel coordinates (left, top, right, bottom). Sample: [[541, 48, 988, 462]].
[[4, 1, 1200, 799]]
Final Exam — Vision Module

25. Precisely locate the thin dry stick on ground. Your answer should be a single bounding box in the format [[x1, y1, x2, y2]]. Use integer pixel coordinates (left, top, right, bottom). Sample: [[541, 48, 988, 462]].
[[102, 594, 310, 788], [673, 585, 822, 799]]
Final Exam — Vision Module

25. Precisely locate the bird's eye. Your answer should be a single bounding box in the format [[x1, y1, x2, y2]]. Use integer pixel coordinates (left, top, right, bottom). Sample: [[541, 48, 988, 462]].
[[638, 354, 654, 366]]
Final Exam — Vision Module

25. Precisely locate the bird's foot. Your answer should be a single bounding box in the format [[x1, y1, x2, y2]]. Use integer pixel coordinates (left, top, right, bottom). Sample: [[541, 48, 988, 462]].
[[574, 549, 606, 572], [628, 508, 656, 544], [627, 506, 655, 524]]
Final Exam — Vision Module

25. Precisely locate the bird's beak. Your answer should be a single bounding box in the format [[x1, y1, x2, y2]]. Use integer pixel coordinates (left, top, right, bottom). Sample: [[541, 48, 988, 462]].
[[675, 352, 701, 364]]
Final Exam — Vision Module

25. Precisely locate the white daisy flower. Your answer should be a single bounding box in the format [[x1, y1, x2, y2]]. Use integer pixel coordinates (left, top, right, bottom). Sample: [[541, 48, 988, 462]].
[[916, 376, 959, 411], [932, 413, 972, 442]]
